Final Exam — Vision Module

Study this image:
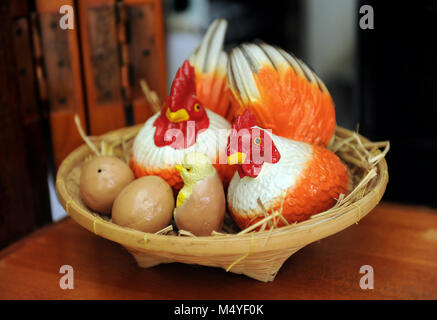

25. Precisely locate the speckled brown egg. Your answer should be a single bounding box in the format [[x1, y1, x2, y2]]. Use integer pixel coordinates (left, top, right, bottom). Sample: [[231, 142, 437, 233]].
[[80, 156, 134, 215], [111, 176, 174, 233]]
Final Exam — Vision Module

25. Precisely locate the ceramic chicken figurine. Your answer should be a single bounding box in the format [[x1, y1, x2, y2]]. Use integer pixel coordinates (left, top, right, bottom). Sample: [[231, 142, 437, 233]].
[[130, 63, 233, 189], [130, 19, 239, 189], [226, 110, 349, 230], [227, 42, 336, 147], [173, 152, 226, 236], [188, 19, 336, 147]]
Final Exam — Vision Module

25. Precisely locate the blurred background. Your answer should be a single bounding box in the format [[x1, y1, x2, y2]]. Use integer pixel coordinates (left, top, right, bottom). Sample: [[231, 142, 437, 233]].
[[1, 0, 436, 249]]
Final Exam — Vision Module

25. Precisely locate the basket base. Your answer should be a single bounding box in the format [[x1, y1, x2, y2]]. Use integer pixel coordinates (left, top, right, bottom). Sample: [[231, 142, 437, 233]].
[[128, 249, 175, 268], [224, 247, 302, 282], [126, 246, 302, 282]]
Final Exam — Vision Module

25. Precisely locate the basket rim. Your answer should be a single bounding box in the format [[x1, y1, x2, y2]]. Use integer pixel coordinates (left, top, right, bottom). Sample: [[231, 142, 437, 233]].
[[56, 125, 388, 256]]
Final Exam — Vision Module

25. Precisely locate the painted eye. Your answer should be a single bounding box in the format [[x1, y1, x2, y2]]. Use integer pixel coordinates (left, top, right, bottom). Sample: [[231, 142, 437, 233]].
[[254, 137, 261, 145], [185, 167, 192, 172], [194, 104, 200, 112]]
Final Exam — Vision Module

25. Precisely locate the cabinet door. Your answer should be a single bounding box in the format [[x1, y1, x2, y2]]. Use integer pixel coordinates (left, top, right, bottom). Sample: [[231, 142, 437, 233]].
[[77, 0, 167, 135], [77, 0, 127, 135], [124, 0, 167, 123], [35, 0, 87, 168]]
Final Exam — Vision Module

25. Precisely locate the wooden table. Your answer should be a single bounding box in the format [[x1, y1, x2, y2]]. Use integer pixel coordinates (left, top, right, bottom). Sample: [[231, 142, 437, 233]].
[[0, 202, 436, 300]]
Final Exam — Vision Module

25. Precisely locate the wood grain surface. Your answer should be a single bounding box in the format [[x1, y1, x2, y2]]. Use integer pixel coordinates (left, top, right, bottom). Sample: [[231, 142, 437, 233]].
[[35, 0, 88, 168], [77, 0, 126, 135], [0, 202, 436, 300], [126, 0, 167, 124]]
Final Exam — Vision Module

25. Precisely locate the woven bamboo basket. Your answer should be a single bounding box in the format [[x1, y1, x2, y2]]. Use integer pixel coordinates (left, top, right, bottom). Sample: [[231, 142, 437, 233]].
[[56, 124, 389, 282]]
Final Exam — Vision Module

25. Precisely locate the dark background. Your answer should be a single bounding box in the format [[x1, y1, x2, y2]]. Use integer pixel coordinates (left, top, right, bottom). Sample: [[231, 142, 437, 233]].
[[358, 0, 437, 207]]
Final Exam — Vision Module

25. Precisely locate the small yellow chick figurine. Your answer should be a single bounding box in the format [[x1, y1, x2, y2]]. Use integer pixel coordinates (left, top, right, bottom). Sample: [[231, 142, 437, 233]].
[[174, 152, 226, 236]]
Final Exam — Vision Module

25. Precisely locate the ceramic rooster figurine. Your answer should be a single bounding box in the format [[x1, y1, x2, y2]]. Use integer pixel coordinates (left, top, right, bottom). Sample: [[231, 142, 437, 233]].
[[130, 20, 235, 189], [226, 110, 349, 230]]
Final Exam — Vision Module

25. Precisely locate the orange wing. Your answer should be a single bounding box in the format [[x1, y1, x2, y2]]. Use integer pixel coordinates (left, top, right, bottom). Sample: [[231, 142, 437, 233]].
[[228, 42, 336, 147], [189, 19, 239, 122]]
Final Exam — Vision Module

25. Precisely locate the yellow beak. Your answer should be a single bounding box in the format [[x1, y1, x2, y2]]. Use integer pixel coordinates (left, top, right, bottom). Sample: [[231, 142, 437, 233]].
[[227, 152, 246, 165], [166, 108, 190, 122], [175, 164, 183, 173]]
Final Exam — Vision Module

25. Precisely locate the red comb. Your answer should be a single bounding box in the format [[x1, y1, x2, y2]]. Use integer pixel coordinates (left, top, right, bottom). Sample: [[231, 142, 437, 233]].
[[233, 109, 258, 130], [168, 60, 197, 111]]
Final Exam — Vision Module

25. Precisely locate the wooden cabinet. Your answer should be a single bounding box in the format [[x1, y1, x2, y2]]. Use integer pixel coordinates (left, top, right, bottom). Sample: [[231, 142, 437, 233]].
[[0, 0, 167, 249]]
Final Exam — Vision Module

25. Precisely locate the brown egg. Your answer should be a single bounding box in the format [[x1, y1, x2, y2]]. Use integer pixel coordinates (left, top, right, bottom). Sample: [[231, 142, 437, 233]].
[[112, 176, 174, 233], [174, 172, 225, 236], [80, 156, 134, 215]]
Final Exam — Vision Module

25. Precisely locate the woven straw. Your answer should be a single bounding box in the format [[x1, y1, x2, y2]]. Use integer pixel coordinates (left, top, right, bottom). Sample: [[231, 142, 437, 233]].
[[56, 124, 389, 282]]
